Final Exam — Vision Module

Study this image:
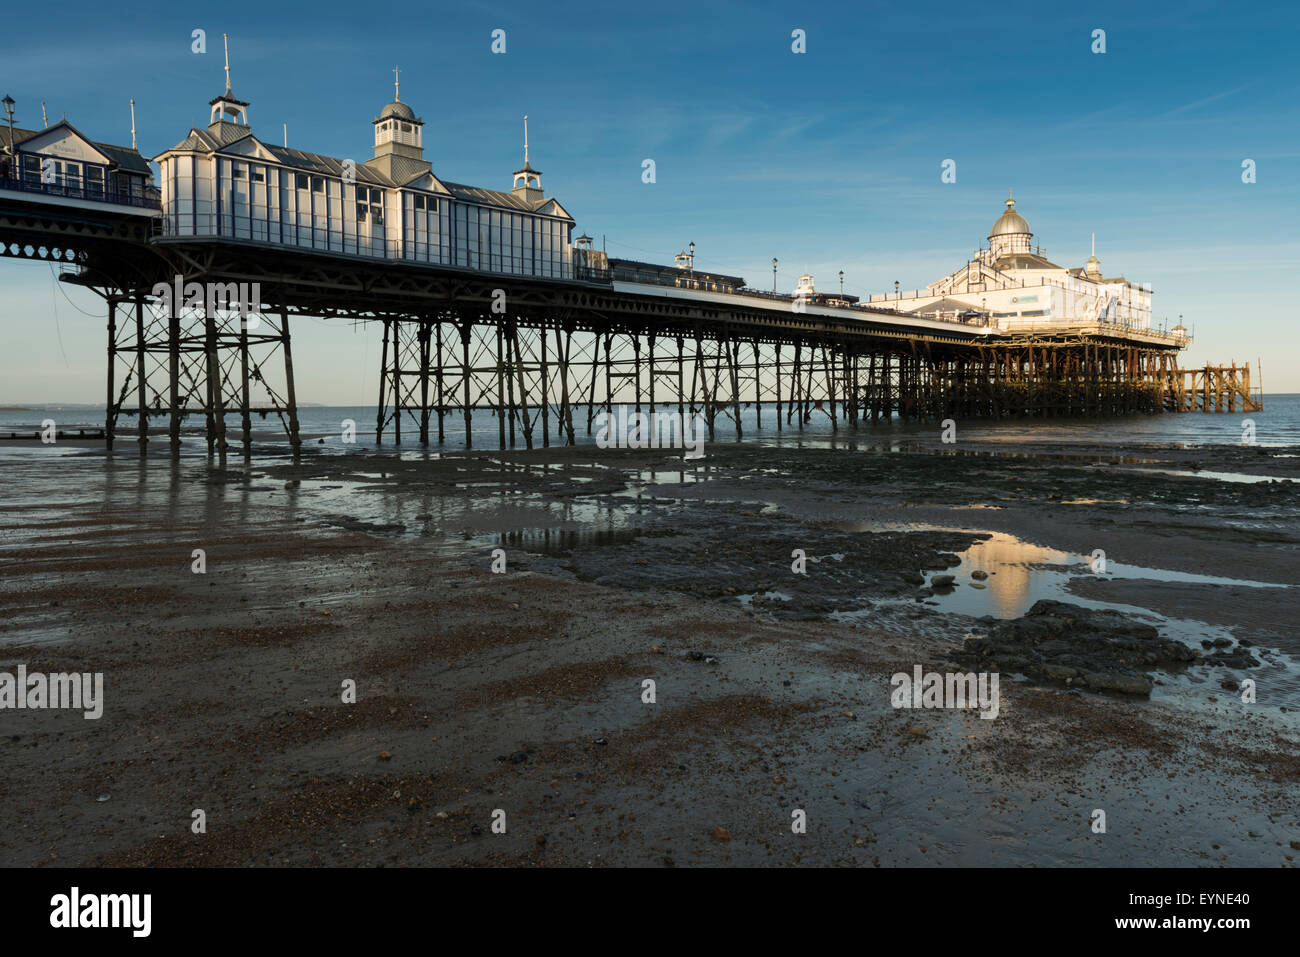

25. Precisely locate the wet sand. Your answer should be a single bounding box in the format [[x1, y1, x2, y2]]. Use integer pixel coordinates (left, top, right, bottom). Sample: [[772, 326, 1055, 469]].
[[0, 436, 1297, 867]]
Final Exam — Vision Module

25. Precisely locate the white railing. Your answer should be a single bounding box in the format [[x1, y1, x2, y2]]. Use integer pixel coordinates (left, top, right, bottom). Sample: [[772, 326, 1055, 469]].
[[153, 211, 576, 280]]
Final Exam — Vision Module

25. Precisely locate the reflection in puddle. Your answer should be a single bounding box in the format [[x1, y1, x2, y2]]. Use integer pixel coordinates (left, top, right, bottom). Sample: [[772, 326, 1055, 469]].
[[931, 532, 1284, 620], [490, 526, 645, 556]]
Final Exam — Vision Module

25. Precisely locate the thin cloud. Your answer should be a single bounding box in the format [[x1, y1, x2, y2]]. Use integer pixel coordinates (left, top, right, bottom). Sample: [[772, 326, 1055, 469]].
[[1157, 83, 1252, 118]]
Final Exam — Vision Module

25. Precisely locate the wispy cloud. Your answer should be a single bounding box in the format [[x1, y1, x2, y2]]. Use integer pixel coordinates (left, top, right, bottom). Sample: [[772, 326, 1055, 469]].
[[1156, 83, 1252, 118]]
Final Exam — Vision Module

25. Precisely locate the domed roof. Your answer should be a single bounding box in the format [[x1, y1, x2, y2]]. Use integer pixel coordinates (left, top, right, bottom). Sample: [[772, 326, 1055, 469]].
[[379, 100, 415, 121], [990, 190, 1031, 239]]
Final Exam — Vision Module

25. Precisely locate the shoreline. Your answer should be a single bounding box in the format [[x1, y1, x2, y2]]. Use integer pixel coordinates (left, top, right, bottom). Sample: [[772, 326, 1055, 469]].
[[1, 437, 1297, 866]]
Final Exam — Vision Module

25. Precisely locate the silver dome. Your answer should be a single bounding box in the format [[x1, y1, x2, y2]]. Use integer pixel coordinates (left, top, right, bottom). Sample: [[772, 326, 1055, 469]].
[[989, 191, 1031, 238], [378, 100, 416, 121]]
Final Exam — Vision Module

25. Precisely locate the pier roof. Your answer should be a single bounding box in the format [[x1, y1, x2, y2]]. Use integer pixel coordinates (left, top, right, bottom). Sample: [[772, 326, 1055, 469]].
[[156, 127, 572, 216], [6, 123, 152, 175]]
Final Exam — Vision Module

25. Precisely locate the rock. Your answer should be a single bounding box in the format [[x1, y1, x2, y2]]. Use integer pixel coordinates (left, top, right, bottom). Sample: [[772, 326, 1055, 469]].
[[971, 569, 989, 581], [509, 751, 529, 764], [901, 571, 925, 586], [711, 826, 731, 841], [378, 751, 392, 761], [1041, 663, 1081, 682], [1081, 671, 1153, 696], [952, 599, 1219, 699], [930, 574, 956, 588], [908, 725, 928, 737], [1220, 679, 1238, 691]]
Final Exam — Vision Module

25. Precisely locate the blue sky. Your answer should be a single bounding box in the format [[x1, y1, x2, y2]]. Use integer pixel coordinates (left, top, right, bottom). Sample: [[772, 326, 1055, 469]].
[[2, 0, 1298, 403]]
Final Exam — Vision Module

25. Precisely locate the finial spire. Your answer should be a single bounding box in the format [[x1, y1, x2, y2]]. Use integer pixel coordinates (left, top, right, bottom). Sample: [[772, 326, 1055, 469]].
[[523, 114, 529, 166], [1007, 187, 1014, 208], [394, 65, 400, 102], [130, 99, 137, 150], [223, 34, 231, 95]]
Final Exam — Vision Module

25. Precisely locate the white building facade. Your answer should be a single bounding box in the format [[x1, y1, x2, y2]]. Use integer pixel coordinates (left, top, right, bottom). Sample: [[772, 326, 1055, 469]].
[[865, 191, 1154, 332], [154, 79, 576, 279]]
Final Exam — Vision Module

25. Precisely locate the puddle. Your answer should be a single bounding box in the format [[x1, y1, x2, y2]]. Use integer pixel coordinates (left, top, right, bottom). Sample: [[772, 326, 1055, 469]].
[[831, 524, 1300, 713], [1120, 467, 1294, 485], [737, 590, 793, 606], [488, 525, 646, 556]]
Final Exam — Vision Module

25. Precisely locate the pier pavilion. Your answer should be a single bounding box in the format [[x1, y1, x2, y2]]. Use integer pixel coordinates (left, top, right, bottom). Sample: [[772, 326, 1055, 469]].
[[865, 191, 1155, 334], [154, 72, 575, 278]]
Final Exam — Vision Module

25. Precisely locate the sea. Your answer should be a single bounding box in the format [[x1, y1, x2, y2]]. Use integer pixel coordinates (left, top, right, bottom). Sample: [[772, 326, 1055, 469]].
[[2, 395, 1298, 456]]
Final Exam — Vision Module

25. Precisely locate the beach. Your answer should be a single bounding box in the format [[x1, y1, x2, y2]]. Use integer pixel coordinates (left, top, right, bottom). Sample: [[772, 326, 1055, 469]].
[[1, 431, 1298, 867]]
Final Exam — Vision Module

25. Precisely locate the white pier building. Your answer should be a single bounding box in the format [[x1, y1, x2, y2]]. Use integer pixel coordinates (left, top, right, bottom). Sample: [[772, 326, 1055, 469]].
[[154, 65, 576, 279], [864, 191, 1154, 333]]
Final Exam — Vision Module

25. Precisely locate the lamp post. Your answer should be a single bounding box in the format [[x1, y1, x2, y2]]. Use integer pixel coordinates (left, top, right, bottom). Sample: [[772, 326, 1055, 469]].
[[2, 95, 15, 177], [894, 280, 900, 300], [689, 241, 695, 280], [839, 270, 844, 299], [772, 258, 778, 294]]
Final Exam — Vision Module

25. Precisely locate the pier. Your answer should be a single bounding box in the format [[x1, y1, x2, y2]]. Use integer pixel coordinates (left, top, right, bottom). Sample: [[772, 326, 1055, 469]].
[[0, 72, 1262, 460]]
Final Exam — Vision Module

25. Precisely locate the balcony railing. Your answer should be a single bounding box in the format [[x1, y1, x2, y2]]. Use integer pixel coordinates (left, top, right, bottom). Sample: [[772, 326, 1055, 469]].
[[152, 211, 606, 283], [0, 173, 161, 210]]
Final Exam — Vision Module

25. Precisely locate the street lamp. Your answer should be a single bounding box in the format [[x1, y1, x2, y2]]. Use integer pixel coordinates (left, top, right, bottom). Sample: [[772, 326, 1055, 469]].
[[894, 280, 900, 300], [839, 270, 844, 299], [772, 257, 778, 294], [688, 241, 695, 279], [2, 95, 15, 170]]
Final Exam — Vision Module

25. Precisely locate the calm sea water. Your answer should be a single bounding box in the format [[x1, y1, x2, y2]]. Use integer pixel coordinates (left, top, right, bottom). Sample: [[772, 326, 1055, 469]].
[[3, 395, 1298, 452]]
